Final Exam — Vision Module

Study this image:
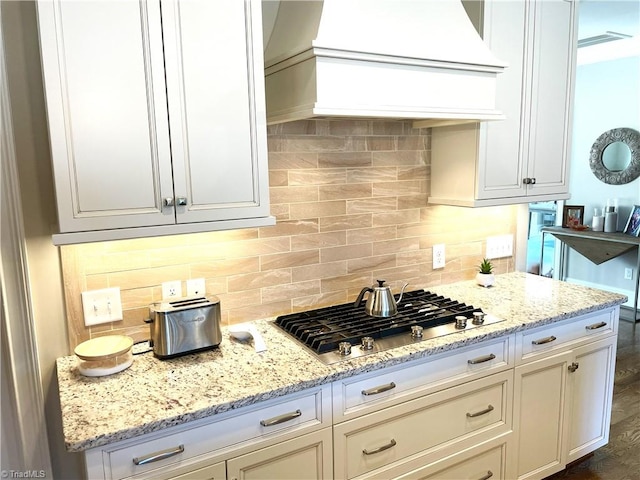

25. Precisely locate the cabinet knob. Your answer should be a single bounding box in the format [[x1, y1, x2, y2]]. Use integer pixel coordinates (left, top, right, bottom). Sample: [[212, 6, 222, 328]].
[[163, 197, 174, 207], [530, 177, 536, 184], [523, 178, 531, 185], [176, 196, 188, 206], [568, 362, 579, 373]]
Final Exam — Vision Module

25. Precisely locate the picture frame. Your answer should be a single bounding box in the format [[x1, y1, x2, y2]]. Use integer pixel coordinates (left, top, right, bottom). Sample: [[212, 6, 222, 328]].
[[562, 205, 585, 228], [623, 205, 640, 236]]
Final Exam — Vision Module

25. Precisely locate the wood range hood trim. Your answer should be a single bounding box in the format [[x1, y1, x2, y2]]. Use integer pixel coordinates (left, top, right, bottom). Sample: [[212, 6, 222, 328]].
[[262, 0, 509, 127]]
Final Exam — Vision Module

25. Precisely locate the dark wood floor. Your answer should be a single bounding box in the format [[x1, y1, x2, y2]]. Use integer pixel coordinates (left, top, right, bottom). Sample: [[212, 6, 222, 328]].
[[545, 319, 640, 480]]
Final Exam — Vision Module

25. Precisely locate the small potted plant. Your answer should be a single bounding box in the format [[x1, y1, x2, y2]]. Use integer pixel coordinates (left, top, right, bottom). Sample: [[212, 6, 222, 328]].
[[476, 258, 495, 288]]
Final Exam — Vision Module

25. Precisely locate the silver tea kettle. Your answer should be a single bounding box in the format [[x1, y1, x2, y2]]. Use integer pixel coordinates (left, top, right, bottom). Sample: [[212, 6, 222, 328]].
[[354, 280, 409, 317]]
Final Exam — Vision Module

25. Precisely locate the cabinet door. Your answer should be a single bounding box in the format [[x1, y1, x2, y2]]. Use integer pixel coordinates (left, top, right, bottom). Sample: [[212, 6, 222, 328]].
[[525, 0, 576, 196], [566, 336, 617, 463], [512, 350, 572, 480], [226, 428, 332, 480], [37, 0, 175, 232], [161, 0, 270, 224]]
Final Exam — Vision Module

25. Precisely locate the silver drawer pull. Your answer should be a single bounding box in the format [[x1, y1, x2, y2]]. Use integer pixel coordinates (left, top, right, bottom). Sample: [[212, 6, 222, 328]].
[[133, 445, 184, 465], [468, 353, 496, 365], [479, 471, 494, 480], [586, 321, 607, 330], [532, 335, 557, 345], [466, 404, 494, 418], [361, 382, 396, 396], [362, 439, 397, 455], [259, 409, 302, 427]]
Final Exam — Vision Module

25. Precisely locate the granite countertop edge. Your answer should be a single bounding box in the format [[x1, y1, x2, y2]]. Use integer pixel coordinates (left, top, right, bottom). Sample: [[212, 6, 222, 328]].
[[57, 272, 628, 452]]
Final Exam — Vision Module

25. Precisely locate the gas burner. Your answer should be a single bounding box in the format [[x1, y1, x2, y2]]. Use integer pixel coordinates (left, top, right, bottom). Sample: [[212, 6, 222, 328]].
[[273, 290, 504, 364]]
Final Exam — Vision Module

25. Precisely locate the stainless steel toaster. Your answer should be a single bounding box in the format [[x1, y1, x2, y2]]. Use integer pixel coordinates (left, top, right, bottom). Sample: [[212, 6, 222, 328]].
[[147, 296, 222, 359]]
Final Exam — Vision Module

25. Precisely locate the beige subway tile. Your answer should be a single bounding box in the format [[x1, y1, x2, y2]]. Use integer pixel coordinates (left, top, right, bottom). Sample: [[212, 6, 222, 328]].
[[321, 243, 373, 263], [347, 226, 397, 244], [262, 280, 320, 303], [373, 264, 423, 284], [288, 169, 346, 186], [292, 261, 347, 282], [373, 180, 424, 197], [398, 195, 428, 210], [258, 219, 319, 239], [289, 200, 346, 219], [82, 252, 150, 274], [348, 255, 397, 274], [224, 237, 291, 259], [347, 197, 397, 214], [373, 150, 427, 166], [366, 136, 396, 151], [373, 238, 419, 256], [108, 265, 190, 290], [190, 257, 259, 279], [292, 291, 349, 312], [270, 185, 319, 205], [228, 269, 292, 292], [318, 152, 372, 168], [269, 203, 290, 221], [374, 209, 421, 227], [215, 289, 262, 310], [268, 120, 318, 135], [120, 287, 154, 310], [291, 231, 346, 251], [86, 274, 109, 290], [397, 135, 429, 151], [268, 152, 318, 169], [347, 167, 397, 183], [226, 301, 292, 325], [267, 135, 283, 152], [371, 121, 410, 135], [281, 135, 350, 153], [398, 165, 428, 181], [328, 120, 371, 135], [205, 278, 227, 296], [319, 214, 372, 232], [321, 273, 373, 293], [269, 170, 288, 187], [261, 250, 320, 271], [319, 183, 372, 201], [397, 250, 431, 266]]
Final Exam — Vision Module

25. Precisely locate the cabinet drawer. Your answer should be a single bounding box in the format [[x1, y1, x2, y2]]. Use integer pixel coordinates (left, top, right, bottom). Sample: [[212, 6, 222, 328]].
[[93, 385, 330, 479], [333, 336, 513, 421], [334, 371, 512, 479], [516, 308, 617, 364]]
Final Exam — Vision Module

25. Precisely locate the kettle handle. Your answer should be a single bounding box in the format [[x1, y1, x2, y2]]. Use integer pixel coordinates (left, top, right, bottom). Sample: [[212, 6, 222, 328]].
[[354, 287, 373, 308]]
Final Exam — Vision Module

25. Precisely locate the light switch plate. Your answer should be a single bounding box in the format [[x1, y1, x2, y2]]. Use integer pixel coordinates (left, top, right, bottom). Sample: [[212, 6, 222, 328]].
[[486, 234, 514, 259], [81, 287, 123, 326]]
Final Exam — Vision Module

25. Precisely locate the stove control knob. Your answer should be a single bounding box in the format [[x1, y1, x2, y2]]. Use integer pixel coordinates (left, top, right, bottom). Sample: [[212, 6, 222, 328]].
[[361, 336, 375, 350], [472, 312, 486, 325], [338, 342, 352, 356], [455, 316, 468, 329], [411, 325, 423, 338]]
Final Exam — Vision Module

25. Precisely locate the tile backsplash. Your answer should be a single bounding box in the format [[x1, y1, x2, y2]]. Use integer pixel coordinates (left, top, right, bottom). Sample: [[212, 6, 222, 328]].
[[60, 119, 517, 351]]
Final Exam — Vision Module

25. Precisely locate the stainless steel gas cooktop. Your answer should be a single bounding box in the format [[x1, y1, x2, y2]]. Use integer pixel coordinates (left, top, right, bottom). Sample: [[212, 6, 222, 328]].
[[274, 290, 504, 364]]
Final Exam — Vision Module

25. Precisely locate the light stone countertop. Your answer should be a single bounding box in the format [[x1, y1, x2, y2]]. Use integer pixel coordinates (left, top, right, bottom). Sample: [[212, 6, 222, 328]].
[[56, 272, 627, 452]]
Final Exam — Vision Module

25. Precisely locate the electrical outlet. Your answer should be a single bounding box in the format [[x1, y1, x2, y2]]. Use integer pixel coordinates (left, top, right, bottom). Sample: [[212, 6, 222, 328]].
[[625, 268, 633, 280], [486, 234, 514, 259], [162, 280, 182, 300], [81, 287, 123, 326], [433, 243, 445, 269], [187, 278, 206, 297]]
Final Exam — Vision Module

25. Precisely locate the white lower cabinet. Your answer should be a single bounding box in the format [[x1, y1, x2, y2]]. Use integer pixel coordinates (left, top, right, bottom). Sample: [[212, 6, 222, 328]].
[[511, 310, 618, 480]]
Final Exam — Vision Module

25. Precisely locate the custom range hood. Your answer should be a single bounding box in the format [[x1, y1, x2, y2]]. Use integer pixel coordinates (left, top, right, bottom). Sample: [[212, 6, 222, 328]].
[[263, 0, 508, 127]]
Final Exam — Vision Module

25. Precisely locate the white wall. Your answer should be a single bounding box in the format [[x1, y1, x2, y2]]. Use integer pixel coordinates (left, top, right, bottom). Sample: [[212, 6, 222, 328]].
[[566, 53, 640, 299]]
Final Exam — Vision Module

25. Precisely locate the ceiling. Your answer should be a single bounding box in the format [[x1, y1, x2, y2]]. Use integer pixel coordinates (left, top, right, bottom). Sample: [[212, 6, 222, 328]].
[[578, 0, 640, 41]]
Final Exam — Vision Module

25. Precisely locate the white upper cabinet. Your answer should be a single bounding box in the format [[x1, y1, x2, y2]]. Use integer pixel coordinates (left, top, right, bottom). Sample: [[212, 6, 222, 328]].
[[37, 0, 273, 244], [427, 0, 577, 207]]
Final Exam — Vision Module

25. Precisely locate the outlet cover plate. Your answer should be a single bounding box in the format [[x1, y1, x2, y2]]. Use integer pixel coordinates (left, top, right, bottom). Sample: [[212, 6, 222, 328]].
[[433, 243, 445, 269], [81, 287, 123, 326], [162, 280, 182, 300], [187, 278, 206, 297]]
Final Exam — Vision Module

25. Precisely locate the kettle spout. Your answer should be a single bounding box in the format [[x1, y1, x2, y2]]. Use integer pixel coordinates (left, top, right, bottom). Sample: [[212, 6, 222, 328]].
[[396, 283, 409, 304], [354, 287, 373, 308]]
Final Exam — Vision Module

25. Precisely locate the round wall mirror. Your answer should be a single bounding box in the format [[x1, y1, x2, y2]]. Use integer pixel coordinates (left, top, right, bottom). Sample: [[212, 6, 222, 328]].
[[589, 127, 640, 185]]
